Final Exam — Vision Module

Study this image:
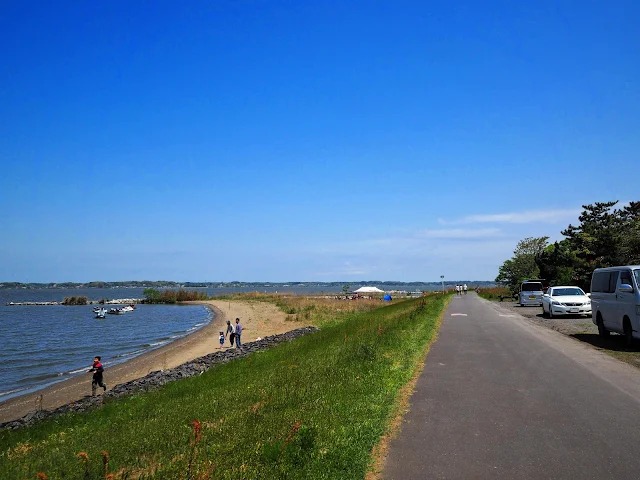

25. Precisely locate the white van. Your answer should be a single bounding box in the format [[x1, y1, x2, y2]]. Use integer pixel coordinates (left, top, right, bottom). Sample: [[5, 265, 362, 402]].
[[591, 266, 640, 345]]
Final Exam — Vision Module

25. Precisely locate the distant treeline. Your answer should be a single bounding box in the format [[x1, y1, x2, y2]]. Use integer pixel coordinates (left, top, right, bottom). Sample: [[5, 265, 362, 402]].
[[0, 281, 182, 290], [143, 288, 209, 304], [0, 280, 496, 290], [180, 280, 496, 288]]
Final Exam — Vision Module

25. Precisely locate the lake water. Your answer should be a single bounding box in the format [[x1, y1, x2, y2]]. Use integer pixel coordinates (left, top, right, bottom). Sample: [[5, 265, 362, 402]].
[[0, 288, 216, 402]]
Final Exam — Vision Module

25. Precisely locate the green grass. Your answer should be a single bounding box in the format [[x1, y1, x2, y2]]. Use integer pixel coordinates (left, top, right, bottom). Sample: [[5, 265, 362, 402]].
[[1, 295, 449, 479]]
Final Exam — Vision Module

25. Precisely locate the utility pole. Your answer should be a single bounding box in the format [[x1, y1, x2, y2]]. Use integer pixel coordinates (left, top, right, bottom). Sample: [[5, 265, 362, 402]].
[[440, 275, 445, 294]]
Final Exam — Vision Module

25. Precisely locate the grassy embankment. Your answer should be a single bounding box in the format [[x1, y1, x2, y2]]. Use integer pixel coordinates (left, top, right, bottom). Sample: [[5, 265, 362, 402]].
[[1, 294, 450, 479], [477, 286, 513, 301]]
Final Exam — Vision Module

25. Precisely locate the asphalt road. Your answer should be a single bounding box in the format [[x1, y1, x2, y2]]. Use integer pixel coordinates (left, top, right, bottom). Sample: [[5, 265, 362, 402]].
[[383, 293, 640, 480]]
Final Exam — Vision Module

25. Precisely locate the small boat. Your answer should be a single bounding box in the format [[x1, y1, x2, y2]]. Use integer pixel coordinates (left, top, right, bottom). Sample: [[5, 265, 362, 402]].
[[95, 308, 106, 319], [107, 307, 124, 315], [121, 305, 134, 313]]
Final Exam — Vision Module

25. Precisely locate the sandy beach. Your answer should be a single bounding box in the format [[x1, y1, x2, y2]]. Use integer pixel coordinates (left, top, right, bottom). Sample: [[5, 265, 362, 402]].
[[0, 299, 294, 424]]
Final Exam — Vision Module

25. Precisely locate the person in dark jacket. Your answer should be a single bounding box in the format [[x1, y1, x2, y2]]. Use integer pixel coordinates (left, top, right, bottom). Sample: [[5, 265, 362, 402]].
[[88, 356, 107, 395], [226, 319, 235, 347]]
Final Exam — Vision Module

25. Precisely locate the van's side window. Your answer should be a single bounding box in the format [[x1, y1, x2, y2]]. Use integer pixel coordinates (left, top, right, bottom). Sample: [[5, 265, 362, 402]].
[[592, 272, 609, 292], [620, 270, 634, 291], [607, 272, 619, 293]]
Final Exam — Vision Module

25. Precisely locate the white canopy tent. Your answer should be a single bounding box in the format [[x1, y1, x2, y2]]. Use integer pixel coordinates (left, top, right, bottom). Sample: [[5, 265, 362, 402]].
[[353, 286, 385, 293]]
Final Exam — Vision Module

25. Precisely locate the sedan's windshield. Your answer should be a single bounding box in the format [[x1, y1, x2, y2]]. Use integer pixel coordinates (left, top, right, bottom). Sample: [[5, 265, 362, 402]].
[[552, 288, 585, 296]]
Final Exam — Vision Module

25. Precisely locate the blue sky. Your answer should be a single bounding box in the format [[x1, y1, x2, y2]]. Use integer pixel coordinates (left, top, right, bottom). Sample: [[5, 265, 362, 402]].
[[1, 1, 638, 282]]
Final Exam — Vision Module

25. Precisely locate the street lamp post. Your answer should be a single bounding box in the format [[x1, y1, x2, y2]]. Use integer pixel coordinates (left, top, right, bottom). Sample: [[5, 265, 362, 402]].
[[440, 275, 445, 294]]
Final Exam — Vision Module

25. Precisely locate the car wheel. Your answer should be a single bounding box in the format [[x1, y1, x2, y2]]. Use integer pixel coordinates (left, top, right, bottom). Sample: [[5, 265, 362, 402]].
[[596, 313, 609, 337], [597, 320, 609, 337], [624, 318, 634, 348]]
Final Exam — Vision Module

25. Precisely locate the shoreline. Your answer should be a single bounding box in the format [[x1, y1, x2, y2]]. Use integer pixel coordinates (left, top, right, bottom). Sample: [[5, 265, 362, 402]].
[[0, 304, 224, 423], [0, 304, 215, 404], [0, 299, 297, 424]]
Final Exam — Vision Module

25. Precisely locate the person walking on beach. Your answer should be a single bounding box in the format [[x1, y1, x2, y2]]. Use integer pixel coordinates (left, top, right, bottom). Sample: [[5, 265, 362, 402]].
[[225, 319, 235, 347], [219, 331, 225, 349], [235, 317, 243, 348], [87, 356, 107, 395]]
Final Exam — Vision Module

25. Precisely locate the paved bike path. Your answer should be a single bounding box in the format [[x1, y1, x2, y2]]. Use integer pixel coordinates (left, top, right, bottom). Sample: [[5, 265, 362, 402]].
[[383, 293, 640, 479]]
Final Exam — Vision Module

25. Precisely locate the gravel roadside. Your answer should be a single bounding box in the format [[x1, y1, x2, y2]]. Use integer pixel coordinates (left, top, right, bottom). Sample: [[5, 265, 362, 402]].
[[495, 301, 598, 335]]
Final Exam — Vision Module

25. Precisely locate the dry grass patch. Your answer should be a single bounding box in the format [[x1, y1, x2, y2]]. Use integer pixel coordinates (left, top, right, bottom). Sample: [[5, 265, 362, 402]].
[[217, 292, 385, 325]]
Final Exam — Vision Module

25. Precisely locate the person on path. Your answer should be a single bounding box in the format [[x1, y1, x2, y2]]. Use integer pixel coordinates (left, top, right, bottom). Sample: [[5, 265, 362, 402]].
[[219, 331, 225, 349], [456, 285, 461, 296], [463, 284, 468, 295], [235, 317, 243, 348], [87, 356, 107, 396], [225, 319, 235, 347]]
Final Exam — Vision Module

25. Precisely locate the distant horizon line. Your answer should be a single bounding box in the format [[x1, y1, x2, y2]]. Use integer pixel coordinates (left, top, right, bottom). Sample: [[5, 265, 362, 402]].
[[1, 279, 496, 285]]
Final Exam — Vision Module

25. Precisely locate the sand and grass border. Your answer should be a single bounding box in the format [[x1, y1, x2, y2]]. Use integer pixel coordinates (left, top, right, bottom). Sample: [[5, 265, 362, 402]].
[[366, 294, 452, 479]]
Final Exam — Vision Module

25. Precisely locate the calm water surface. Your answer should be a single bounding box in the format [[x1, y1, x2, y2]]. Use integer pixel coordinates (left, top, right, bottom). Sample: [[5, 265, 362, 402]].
[[0, 288, 215, 402]]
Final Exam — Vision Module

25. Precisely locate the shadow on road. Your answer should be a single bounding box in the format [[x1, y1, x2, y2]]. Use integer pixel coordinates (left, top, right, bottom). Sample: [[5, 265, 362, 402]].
[[571, 333, 640, 353]]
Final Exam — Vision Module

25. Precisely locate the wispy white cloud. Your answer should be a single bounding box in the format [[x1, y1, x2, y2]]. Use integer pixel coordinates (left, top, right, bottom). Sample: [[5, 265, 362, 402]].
[[416, 228, 502, 239], [306, 228, 517, 280], [312, 228, 504, 256], [356, 228, 502, 247], [314, 261, 370, 277], [439, 208, 581, 225], [303, 208, 587, 280]]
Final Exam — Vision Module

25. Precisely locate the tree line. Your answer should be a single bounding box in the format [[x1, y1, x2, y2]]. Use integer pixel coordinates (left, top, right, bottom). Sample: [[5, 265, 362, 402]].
[[496, 201, 640, 294]]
